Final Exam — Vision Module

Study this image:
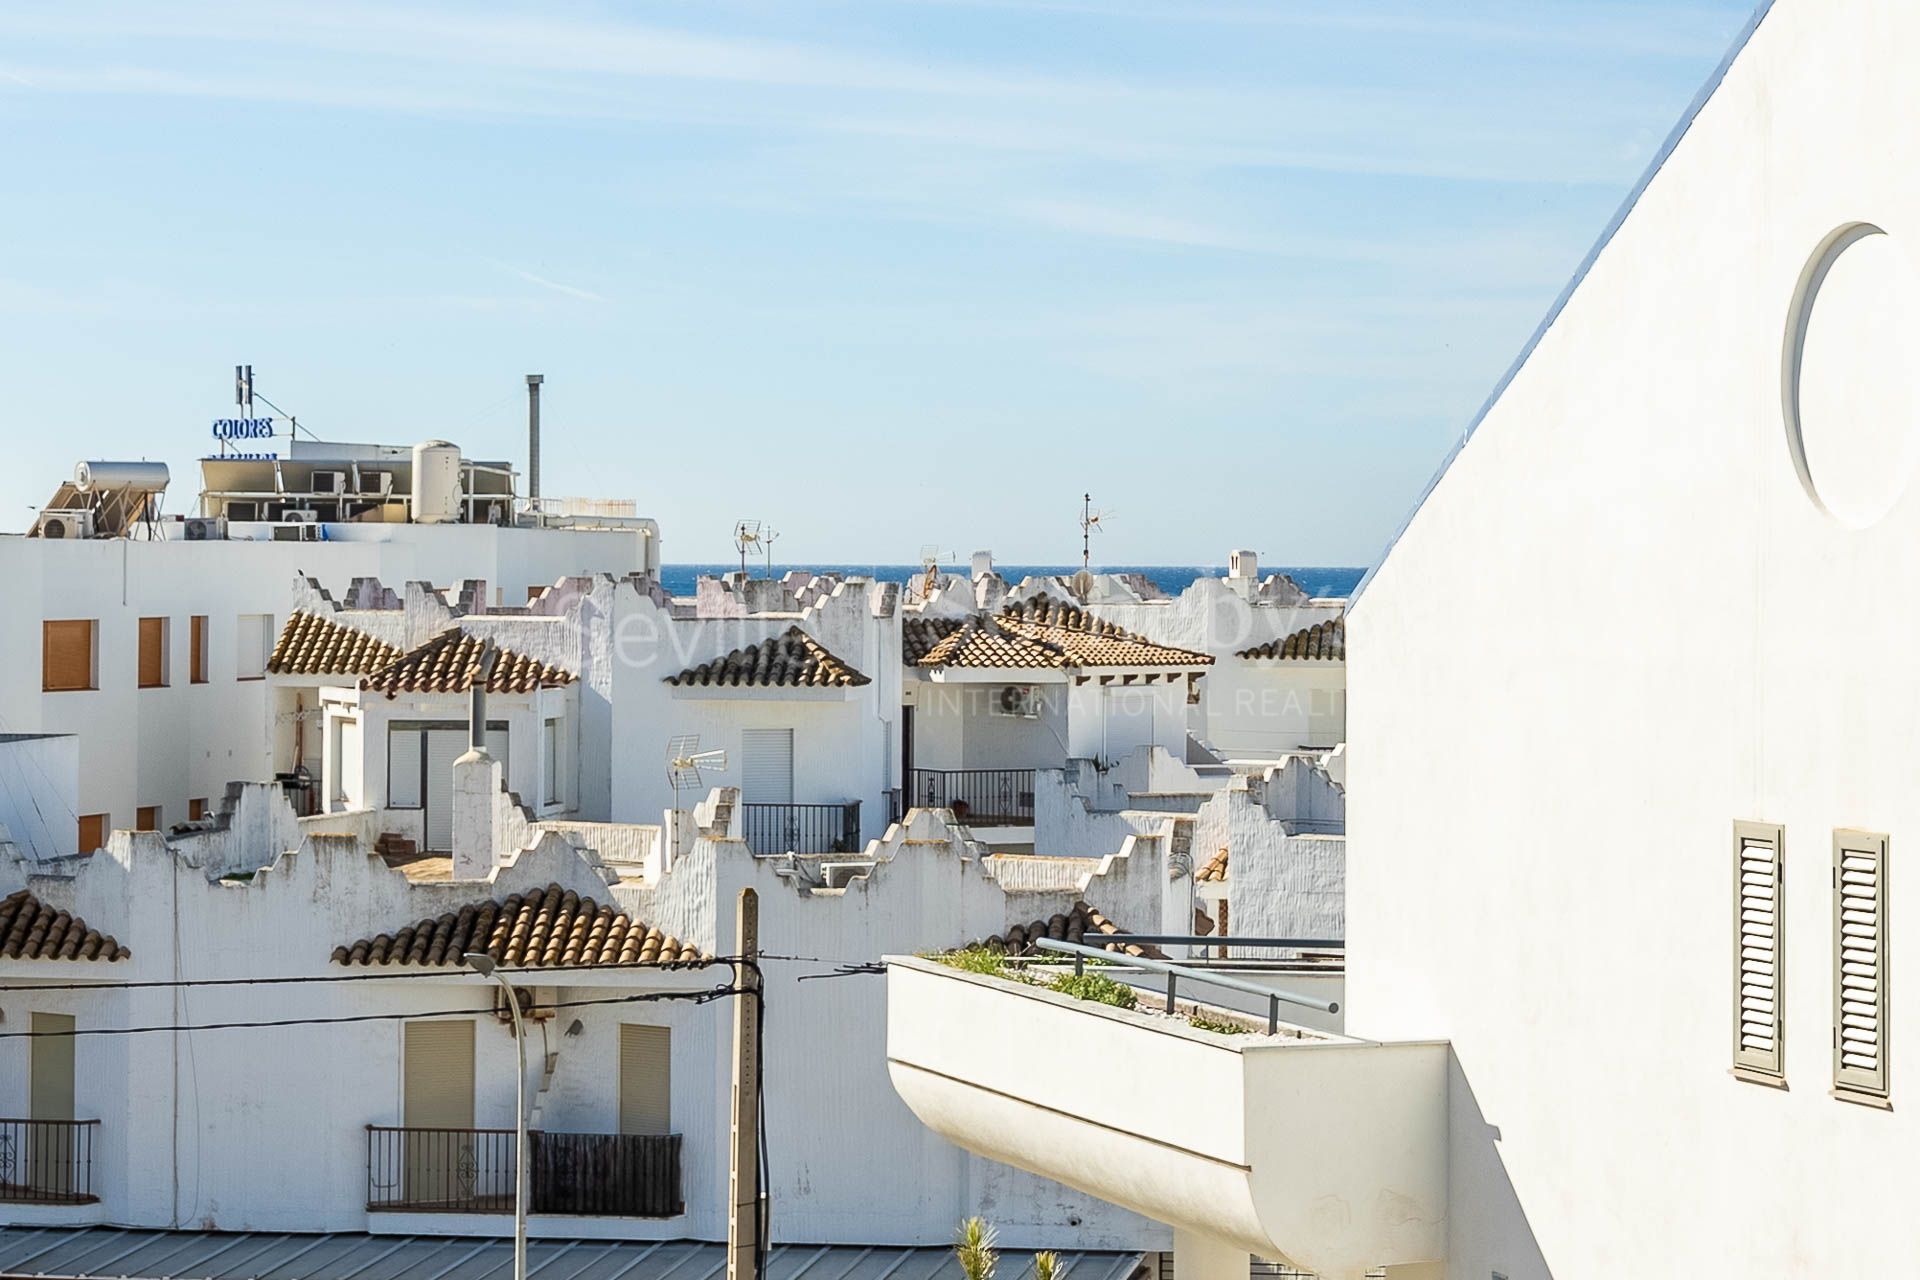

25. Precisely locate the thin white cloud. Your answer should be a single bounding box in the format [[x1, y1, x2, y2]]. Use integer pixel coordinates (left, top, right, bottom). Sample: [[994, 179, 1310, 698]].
[[503, 266, 607, 303]]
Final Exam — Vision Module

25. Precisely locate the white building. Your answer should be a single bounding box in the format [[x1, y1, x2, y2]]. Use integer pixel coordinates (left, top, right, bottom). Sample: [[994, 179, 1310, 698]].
[[0, 772, 1206, 1252], [889, 2, 1920, 1277], [4, 440, 657, 853]]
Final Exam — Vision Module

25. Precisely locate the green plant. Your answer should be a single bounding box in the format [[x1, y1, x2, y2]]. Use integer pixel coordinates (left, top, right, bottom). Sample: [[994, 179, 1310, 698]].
[[931, 946, 1033, 983], [1050, 970, 1137, 1009], [1033, 1252, 1060, 1280], [955, 1217, 999, 1280], [1187, 1011, 1250, 1035]]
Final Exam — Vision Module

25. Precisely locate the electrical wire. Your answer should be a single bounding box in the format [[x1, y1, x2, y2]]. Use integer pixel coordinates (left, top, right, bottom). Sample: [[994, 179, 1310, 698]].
[[0, 984, 741, 1039], [0, 958, 729, 993]]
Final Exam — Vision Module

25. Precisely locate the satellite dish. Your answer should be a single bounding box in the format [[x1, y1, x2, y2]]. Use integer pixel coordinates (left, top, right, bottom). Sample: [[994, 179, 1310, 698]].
[[667, 733, 728, 810]]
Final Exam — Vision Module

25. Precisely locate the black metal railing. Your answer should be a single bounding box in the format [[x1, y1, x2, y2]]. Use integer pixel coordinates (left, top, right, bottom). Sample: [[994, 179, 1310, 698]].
[[0, 1119, 98, 1204], [741, 802, 861, 855], [910, 768, 1035, 825], [367, 1126, 683, 1218]]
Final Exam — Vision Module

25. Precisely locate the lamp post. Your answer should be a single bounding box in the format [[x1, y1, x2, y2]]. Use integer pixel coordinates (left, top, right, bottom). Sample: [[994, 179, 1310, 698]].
[[464, 952, 527, 1280]]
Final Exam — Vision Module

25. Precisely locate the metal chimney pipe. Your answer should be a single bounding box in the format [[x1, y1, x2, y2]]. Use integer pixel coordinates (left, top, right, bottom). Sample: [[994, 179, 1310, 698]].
[[525, 374, 544, 503], [469, 641, 498, 752]]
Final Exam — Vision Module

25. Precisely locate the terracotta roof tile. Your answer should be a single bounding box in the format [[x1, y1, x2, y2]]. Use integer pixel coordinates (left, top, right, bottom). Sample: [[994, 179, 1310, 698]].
[[1197, 847, 1229, 882], [0, 889, 129, 961], [983, 901, 1166, 960], [1239, 618, 1344, 661], [267, 612, 403, 677], [902, 617, 965, 664], [363, 630, 576, 698], [332, 882, 704, 968], [913, 597, 1212, 671], [667, 626, 870, 688]]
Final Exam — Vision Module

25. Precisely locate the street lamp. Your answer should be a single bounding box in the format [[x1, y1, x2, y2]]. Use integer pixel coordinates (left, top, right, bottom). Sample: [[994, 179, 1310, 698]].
[[464, 952, 527, 1280]]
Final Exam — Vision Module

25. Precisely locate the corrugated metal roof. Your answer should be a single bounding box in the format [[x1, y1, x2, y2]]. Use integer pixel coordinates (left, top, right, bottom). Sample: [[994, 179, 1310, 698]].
[[0, 1231, 1144, 1280]]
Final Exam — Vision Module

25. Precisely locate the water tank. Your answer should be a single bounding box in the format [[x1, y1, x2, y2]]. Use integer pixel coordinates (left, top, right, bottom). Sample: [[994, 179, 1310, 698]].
[[74, 460, 170, 495], [411, 440, 463, 524]]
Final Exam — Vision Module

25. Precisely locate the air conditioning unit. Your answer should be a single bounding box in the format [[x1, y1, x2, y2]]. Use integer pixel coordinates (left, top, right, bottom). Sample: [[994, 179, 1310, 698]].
[[496, 985, 557, 1025], [39, 509, 96, 540], [367, 471, 395, 498], [993, 685, 1040, 719], [182, 516, 227, 542], [820, 861, 877, 889], [310, 470, 346, 495], [283, 510, 320, 523]]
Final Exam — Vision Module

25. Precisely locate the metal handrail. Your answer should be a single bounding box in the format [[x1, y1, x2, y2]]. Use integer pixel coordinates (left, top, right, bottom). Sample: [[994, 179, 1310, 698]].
[[1098, 934, 1344, 949], [1032, 937, 1338, 1034]]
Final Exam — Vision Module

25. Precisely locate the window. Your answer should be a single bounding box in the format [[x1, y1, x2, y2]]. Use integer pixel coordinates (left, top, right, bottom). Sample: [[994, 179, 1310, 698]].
[[135, 805, 160, 832], [1834, 829, 1890, 1105], [29, 1012, 76, 1194], [236, 613, 273, 681], [403, 1019, 475, 1128], [187, 798, 208, 822], [42, 620, 96, 692], [190, 616, 208, 683], [544, 717, 561, 806], [619, 1024, 671, 1135], [1734, 821, 1786, 1083], [77, 814, 107, 854], [138, 617, 168, 688]]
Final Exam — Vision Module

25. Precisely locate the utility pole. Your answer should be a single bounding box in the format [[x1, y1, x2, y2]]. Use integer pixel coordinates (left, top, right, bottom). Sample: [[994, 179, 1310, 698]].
[[728, 888, 763, 1280]]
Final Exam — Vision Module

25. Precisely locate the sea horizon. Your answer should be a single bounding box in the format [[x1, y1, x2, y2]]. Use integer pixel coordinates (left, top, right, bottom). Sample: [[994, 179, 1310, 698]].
[[659, 563, 1366, 599]]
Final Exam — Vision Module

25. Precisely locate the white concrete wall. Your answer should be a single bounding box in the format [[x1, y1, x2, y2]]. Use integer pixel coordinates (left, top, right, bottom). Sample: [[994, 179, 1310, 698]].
[[1348, 2, 1920, 1275]]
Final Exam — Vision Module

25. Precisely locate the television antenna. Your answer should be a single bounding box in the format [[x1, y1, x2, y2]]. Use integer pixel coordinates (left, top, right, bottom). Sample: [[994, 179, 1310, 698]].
[[915, 544, 956, 600], [1079, 493, 1114, 571], [733, 520, 764, 576], [759, 524, 781, 579], [667, 734, 728, 810]]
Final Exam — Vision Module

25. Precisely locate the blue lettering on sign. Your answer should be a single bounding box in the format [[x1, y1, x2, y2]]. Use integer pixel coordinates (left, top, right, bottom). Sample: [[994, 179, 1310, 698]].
[[211, 417, 276, 440]]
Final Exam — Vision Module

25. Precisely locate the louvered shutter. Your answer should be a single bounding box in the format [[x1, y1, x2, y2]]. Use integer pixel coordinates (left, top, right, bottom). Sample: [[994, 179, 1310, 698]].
[[741, 729, 794, 804], [138, 617, 165, 687], [1734, 822, 1785, 1079], [403, 1020, 475, 1129], [620, 1024, 672, 1135], [1834, 830, 1890, 1100]]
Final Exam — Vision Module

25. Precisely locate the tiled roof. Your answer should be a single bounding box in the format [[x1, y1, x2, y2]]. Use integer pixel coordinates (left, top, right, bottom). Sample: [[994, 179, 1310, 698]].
[[984, 902, 1166, 960], [913, 598, 1212, 671], [267, 612, 402, 677], [1, 889, 129, 961], [1197, 847, 1229, 882], [1239, 618, 1345, 661], [667, 626, 870, 688], [362, 630, 576, 698], [902, 617, 965, 664], [332, 882, 704, 968]]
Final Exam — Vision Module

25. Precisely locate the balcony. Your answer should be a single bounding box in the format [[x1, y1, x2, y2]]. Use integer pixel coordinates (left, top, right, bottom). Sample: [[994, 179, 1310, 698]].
[[741, 801, 861, 855], [0, 1119, 98, 1204], [909, 768, 1035, 825], [366, 1127, 683, 1218], [885, 957, 1445, 1279]]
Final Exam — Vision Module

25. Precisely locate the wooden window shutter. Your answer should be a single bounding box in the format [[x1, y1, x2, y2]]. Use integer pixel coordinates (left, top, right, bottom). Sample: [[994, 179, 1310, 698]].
[[77, 814, 107, 854], [138, 617, 165, 687], [1834, 830, 1890, 1102], [619, 1024, 672, 1135], [43, 620, 94, 692], [135, 806, 159, 832], [1734, 821, 1786, 1080], [190, 615, 208, 683]]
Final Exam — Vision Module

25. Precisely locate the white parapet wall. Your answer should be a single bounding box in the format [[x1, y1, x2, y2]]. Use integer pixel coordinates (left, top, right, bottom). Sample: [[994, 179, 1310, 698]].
[[885, 957, 1447, 1280]]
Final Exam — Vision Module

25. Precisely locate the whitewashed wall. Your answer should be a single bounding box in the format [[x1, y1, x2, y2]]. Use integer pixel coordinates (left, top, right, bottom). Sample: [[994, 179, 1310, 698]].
[[1348, 1, 1920, 1275]]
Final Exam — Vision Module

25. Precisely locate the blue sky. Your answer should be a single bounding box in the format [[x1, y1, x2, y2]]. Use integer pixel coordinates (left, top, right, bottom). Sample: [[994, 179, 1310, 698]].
[[0, 0, 1757, 564]]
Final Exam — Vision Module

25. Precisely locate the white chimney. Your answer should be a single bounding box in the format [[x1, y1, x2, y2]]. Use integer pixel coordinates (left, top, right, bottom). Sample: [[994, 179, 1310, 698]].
[[970, 550, 995, 580], [451, 645, 501, 879], [1229, 549, 1258, 580]]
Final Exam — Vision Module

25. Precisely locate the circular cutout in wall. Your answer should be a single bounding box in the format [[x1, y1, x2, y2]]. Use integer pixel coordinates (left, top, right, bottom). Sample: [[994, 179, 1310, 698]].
[[1783, 224, 1920, 528]]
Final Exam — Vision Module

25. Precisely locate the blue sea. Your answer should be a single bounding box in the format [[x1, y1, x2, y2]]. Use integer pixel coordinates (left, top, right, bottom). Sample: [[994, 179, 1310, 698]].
[[659, 564, 1366, 600]]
